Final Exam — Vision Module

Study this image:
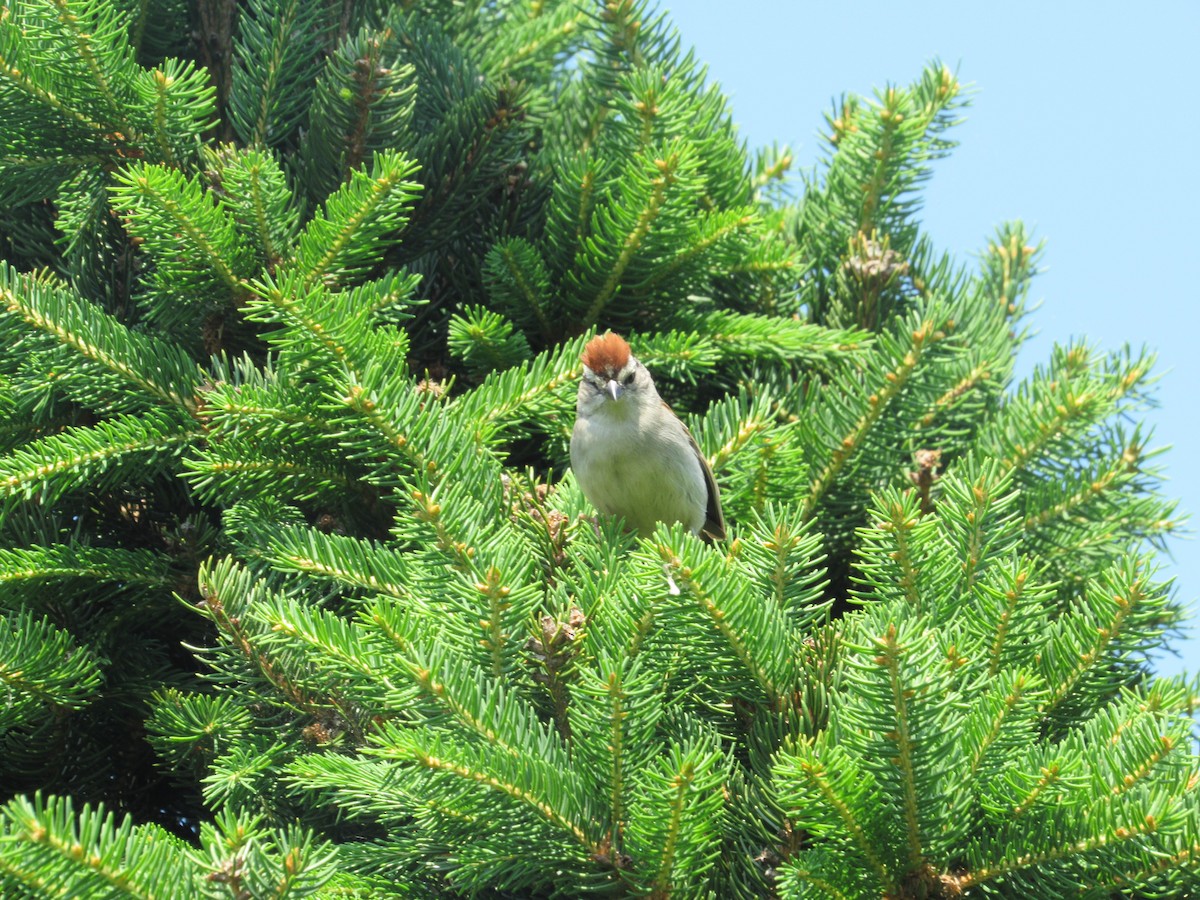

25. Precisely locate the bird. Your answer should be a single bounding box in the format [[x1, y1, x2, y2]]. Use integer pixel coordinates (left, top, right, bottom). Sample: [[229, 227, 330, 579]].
[[570, 332, 725, 541]]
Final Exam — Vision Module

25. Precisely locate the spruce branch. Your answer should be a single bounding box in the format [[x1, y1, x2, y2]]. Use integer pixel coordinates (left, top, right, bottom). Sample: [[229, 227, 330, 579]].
[[137, 60, 215, 167], [576, 142, 697, 327], [450, 334, 586, 443], [193, 559, 367, 723], [247, 272, 374, 370], [482, 237, 555, 340], [852, 487, 933, 608], [366, 721, 604, 858], [737, 504, 831, 631], [523, 603, 585, 742], [0, 29, 110, 136], [253, 592, 394, 704], [574, 0, 677, 150], [227, 0, 329, 148], [183, 438, 357, 506], [343, 269, 423, 322], [644, 525, 803, 707], [447, 305, 534, 375], [48, 0, 133, 126], [477, 1, 587, 78], [979, 342, 1156, 482], [112, 162, 253, 298], [960, 670, 1044, 782], [0, 611, 103, 722], [542, 153, 606, 298], [978, 222, 1042, 330], [571, 650, 665, 849], [191, 809, 338, 899], [973, 558, 1056, 678], [144, 688, 254, 777], [252, 524, 417, 602], [299, 21, 417, 202], [203, 145, 299, 271], [0, 793, 198, 899], [0, 0, 135, 137], [0, 543, 169, 588], [294, 149, 421, 288], [663, 310, 870, 369], [1, 0, 214, 213], [641, 207, 757, 290], [873, 622, 930, 869], [1038, 558, 1174, 716], [198, 373, 328, 446], [0, 264, 204, 412], [775, 736, 898, 893], [0, 409, 193, 505], [800, 312, 950, 521], [936, 460, 1021, 597], [624, 733, 728, 896]]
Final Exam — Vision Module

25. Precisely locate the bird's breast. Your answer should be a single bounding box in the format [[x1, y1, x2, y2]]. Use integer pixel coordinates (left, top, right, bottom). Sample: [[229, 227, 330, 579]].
[[570, 406, 707, 535]]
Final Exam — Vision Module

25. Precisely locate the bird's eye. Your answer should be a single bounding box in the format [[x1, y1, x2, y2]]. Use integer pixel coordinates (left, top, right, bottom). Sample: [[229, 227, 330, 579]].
[[620, 371, 635, 385]]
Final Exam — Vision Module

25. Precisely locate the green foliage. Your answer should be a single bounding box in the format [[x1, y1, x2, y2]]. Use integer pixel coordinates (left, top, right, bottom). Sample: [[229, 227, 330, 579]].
[[0, 610, 103, 730], [227, 0, 332, 150], [0, 1, 1195, 898], [774, 482, 1197, 898], [0, 793, 338, 898]]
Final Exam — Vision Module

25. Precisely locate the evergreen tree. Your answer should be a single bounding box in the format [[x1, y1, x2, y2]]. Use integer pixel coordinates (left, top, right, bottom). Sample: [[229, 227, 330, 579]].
[[0, 1, 1196, 896]]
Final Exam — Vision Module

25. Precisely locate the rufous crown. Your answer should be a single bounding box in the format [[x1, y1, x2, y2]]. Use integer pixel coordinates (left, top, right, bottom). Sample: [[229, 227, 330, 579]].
[[581, 332, 631, 377]]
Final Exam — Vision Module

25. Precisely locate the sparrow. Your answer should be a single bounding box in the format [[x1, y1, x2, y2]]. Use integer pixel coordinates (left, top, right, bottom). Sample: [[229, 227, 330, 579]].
[[570, 332, 725, 541]]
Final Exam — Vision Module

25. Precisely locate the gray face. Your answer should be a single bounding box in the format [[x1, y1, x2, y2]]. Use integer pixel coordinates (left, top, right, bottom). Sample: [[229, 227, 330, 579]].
[[577, 357, 650, 415]]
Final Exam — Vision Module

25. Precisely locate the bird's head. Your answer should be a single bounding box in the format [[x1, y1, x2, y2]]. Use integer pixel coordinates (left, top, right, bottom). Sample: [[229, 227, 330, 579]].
[[579, 333, 652, 412]]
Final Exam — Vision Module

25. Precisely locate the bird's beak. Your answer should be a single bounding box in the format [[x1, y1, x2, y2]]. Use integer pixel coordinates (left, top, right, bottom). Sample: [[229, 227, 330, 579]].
[[605, 380, 623, 401]]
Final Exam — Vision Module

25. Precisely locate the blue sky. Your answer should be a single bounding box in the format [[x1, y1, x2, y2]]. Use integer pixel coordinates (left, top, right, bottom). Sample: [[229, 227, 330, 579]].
[[663, 0, 1200, 677]]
